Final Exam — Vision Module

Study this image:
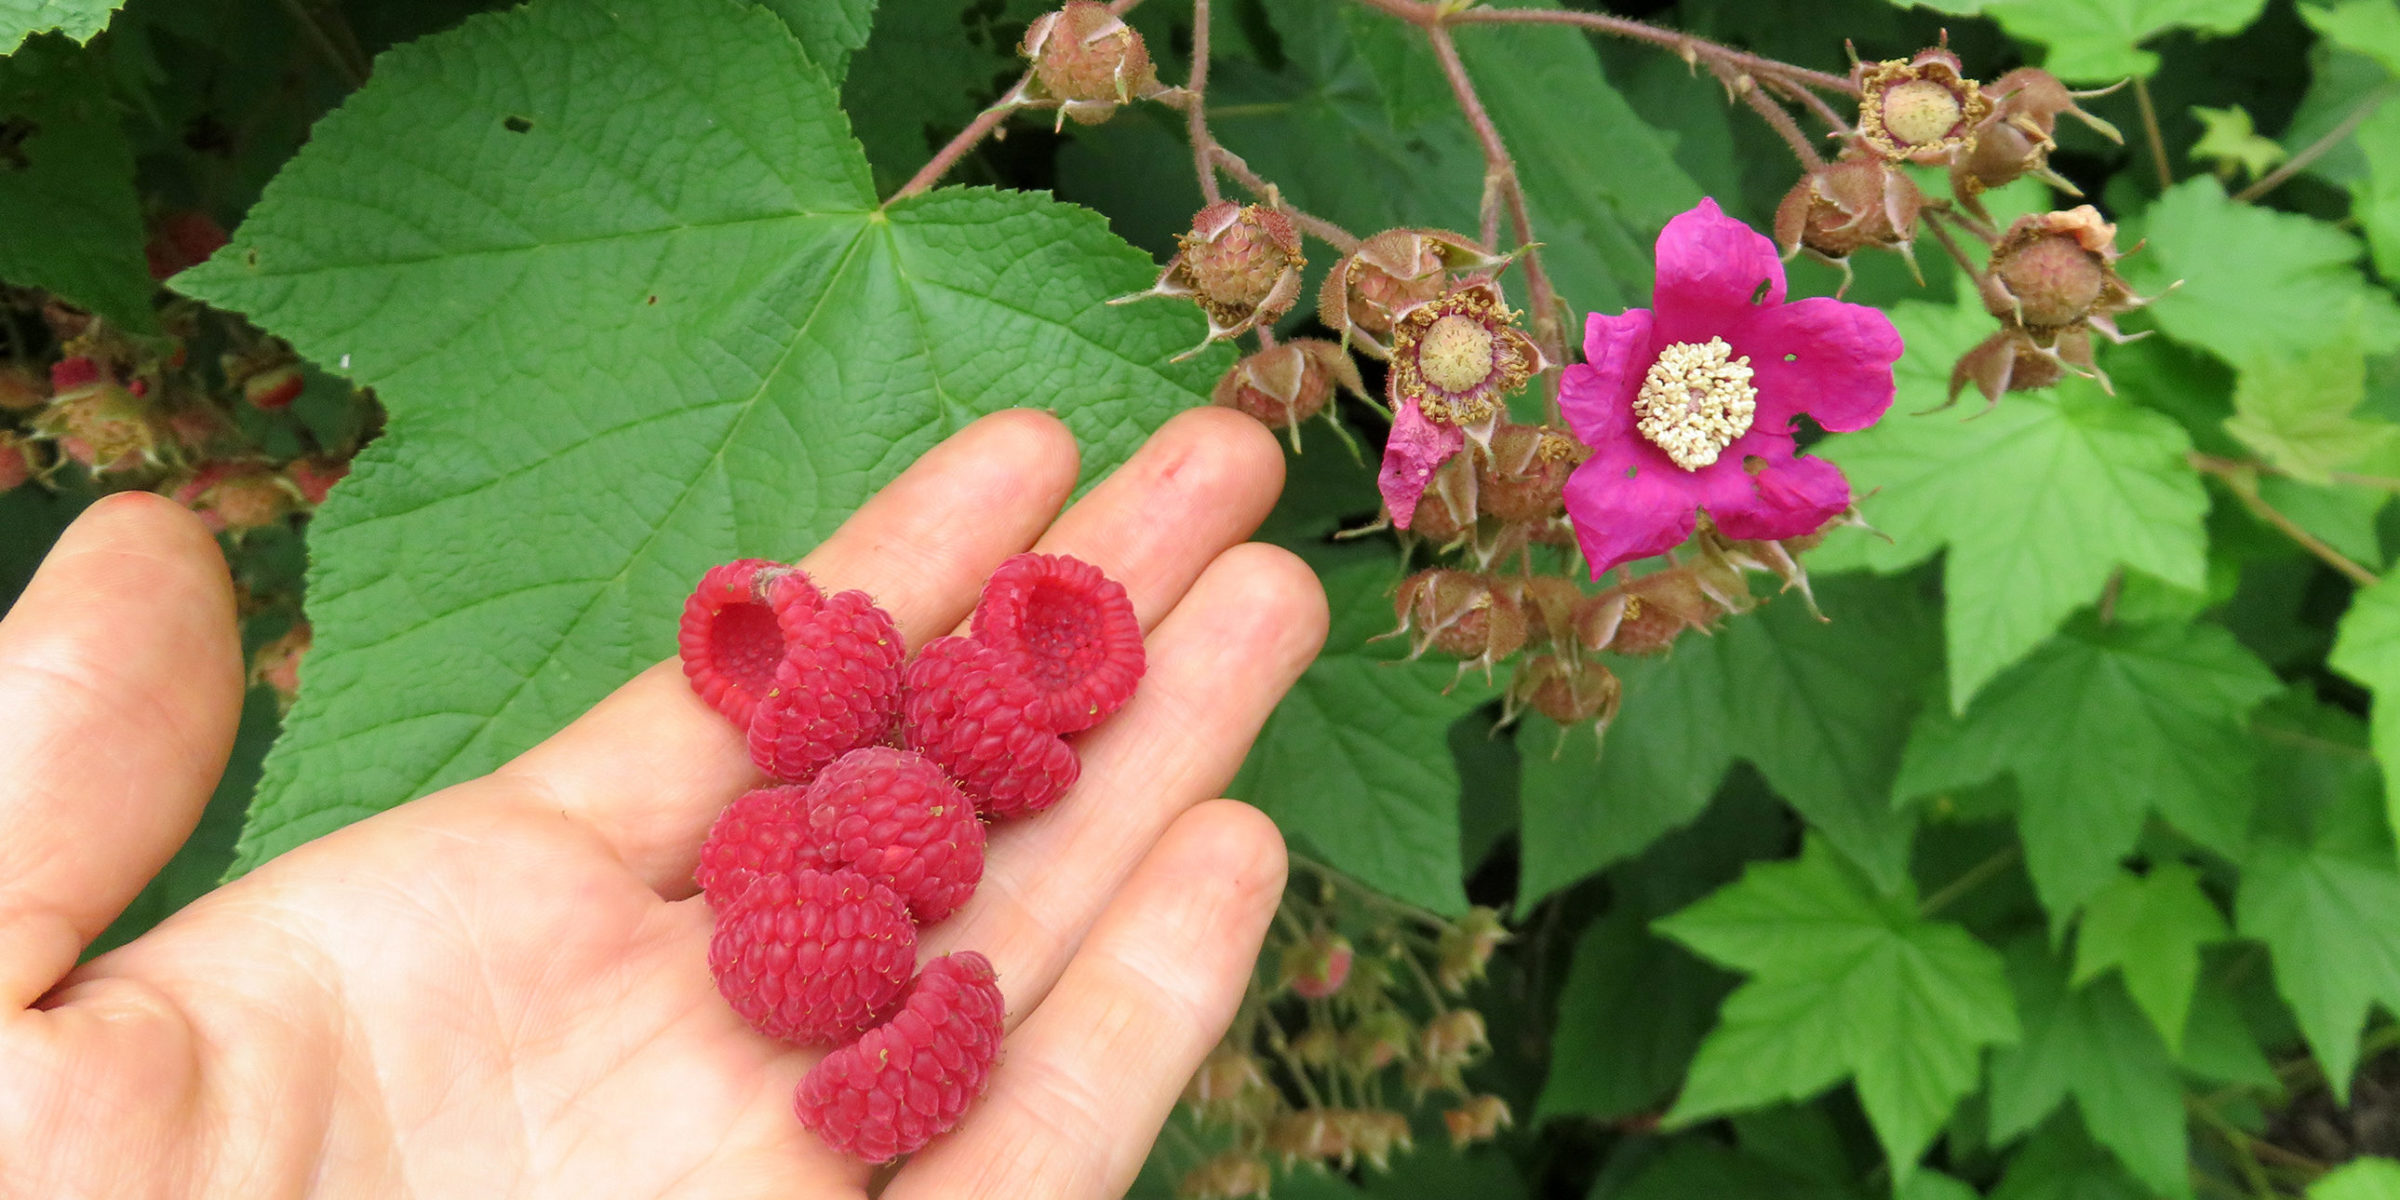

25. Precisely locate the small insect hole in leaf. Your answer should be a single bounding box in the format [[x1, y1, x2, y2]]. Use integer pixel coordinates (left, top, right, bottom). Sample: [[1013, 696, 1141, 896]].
[[503, 116, 534, 133], [0, 117, 37, 170]]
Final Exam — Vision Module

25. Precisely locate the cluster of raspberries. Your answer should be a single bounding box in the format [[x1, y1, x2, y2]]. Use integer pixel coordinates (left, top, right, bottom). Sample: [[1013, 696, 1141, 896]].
[[676, 551, 1145, 1161]]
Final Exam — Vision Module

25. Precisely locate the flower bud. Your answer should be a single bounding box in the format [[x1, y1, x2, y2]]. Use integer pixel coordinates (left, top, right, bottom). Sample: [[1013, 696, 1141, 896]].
[[1855, 47, 1991, 165], [243, 364, 305, 412], [172, 460, 299, 534], [1772, 157, 1925, 283], [0, 431, 35, 493], [1419, 1008, 1488, 1072], [1979, 206, 2139, 330], [1020, 1, 1159, 124], [1212, 338, 1364, 432], [1345, 1110, 1413, 1170], [1404, 452, 1478, 544], [1435, 907, 1509, 993], [41, 367, 159, 474], [1443, 1094, 1514, 1147], [1282, 932, 1355, 999], [1392, 568, 1528, 676], [1476, 422, 1585, 523], [251, 621, 311, 708], [1948, 323, 2096, 409], [1342, 1010, 1414, 1073], [1119, 202, 1306, 358], [1515, 575, 1584, 649], [0, 364, 43, 411], [286, 455, 350, 507], [1508, 653, 1622, 733], [1578, 569, 1728, 656], [1318, 228, 1508, 359], [1952, 68, 2122, 201], [1179, 1152, 1274, 1200], [1184, 1047, 1276, 1123]]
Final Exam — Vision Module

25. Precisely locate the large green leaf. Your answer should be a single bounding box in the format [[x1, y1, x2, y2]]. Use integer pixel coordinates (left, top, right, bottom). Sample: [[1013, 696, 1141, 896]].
[[2129, 177, 2400, 372], [1229, 546, 1487, 915], [1986, 939, 2191, 1199], [1656, 837, 2019, 1183], [2225, 332, 2396, 485], [2354, 103, 2400, 335], [2303, 1, 2400, 76], [0, 41, 151, 330], [2236, 766, 2400, 1100], [1517, 571, 1935, 907], [1985, 0, 2270, 81], [2331, 568, 2400, 844], [2070, 863, 2229, 1052], [0, 0, 119, 52], [1989, 1117, 2153, 1200], [177, 0, 1218, 872], [1897, 621, 2278, 924], [2313, 1159, 2400, 1200], [1817, 296, 2210, 710]]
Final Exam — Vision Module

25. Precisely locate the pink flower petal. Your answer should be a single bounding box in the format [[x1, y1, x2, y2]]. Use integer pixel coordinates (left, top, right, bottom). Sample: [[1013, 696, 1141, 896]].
[[1563, 438, 1703, 579], [1705, 453, 1851, 543], [1730, 296, 1903, 435], [1653, 198, 1786, 339], [1378, 398, 1465, 529], [1560, 309, 1653, 448]]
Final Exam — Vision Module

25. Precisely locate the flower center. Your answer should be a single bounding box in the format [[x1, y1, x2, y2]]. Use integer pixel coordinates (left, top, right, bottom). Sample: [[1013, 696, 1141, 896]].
[[1881, 79, 1962, 146], [1419, 315, 1495, 395], [1634, 337, 1757, 471]]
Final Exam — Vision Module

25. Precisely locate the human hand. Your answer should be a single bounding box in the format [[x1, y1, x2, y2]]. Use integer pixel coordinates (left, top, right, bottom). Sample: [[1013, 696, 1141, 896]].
[[0, 408, 1326, 1199]]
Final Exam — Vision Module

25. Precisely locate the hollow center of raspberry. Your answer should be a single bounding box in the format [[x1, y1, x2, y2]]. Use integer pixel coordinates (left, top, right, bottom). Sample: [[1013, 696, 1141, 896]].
[[1020, 585, 1103, 687], [711, 602, 784, 693]]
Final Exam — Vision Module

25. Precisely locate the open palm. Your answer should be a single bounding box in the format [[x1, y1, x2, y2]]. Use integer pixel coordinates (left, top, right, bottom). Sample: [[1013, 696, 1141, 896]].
[[0, 409, 1325, 1199]]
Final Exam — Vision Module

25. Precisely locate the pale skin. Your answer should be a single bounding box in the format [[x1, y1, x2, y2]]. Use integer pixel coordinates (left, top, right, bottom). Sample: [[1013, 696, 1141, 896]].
[[0, 407, 1327, 1199]]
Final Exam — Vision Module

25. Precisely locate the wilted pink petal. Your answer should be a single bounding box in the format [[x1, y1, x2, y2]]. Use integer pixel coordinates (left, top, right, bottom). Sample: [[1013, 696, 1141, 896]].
[[1379, 397, 1466, 528]]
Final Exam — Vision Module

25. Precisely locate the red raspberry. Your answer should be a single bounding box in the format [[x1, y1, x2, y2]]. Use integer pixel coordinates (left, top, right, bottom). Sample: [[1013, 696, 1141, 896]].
[[678, 559, 822, 728], [698, 748, 985, 924], [747, 589, 905, 783], [901, 637, 1079, 820], [795, 951, 1006, 1162], [708, 868, 917, 1046], [970, 553, 1144, 734]]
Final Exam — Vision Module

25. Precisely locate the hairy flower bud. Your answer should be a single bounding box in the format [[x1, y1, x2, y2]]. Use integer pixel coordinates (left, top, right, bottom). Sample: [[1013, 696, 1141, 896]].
[[1392, 568, 1528, 678], [1318, 228, 1508, 359], [1435, 907, 1509, 993], [1118, 202, 1306, 358], [250, 621, 311, 708], [1978, 206, 2145, 331], [40, 365, 159, 474], [1949, 323, 2096, 409], [1184, 1047, 1276, 1124], [1576, 569, 1730, 656], [1212, 338, 1364, 440], [1443, 1095, 1514, 1148], [1952, 68, 2123, 202], [1476, 422, 1586, 523], [1179, 1152, 1274, 1200], [286, 455, 349, 507], [172, 460, 299, 534], [1772, 157, 1925, 287], [1020, 0, 1159, 125], [1419, 1009, 1488, 1073], [1342, 1010, 1414, 1073], [1854, 47, 1991, 165], [1282, 932, 1354, 999], [1405, 452, 1478, 544], [1509, 653, 1622, 734]]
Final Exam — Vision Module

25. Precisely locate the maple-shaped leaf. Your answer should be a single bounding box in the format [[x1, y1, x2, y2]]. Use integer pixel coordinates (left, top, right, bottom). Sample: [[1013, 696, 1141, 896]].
[[1987, 0, 2269, 81], [2128, 178, 2400, 371], [1656, 837, 2019, 1183], [1987, 938, 2192, 1199], [2190, 104, 2287, 180], [2236, 753, 2400, 1100], [2332, 570, 2400, 844], [176, 0, 1221, 871], [1990, 1116, 2155, 1200], [0, 0, 120, 52], [1817, 295, 2208, 710], [1897, 621, 2278, 924], [2070, 863, 2229, 1052], [2302, 0, 2400, 75], [2355, 106, 2400, 343], [2225, 330, 2398, 484], [1515, 571, 1937, 907]]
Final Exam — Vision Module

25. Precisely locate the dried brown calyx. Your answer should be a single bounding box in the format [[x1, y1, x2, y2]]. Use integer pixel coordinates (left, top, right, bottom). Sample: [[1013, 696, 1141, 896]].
[[1116, 201, 1306, 359], [1210, 338, 1367, 451], [1772, 156, 1926, 292]]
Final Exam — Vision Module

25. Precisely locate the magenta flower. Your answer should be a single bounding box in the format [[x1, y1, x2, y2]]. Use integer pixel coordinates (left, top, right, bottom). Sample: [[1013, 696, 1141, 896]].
[[1560, 199, 1901, 579]]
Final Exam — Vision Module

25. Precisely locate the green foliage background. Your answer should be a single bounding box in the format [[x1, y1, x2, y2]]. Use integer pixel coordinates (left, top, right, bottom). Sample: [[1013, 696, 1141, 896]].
[[7, 0, 2400, 1194]]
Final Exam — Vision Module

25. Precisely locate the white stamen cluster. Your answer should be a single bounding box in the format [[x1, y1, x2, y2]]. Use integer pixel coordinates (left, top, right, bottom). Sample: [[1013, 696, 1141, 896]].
[[1634, 337, 1757, 471]]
